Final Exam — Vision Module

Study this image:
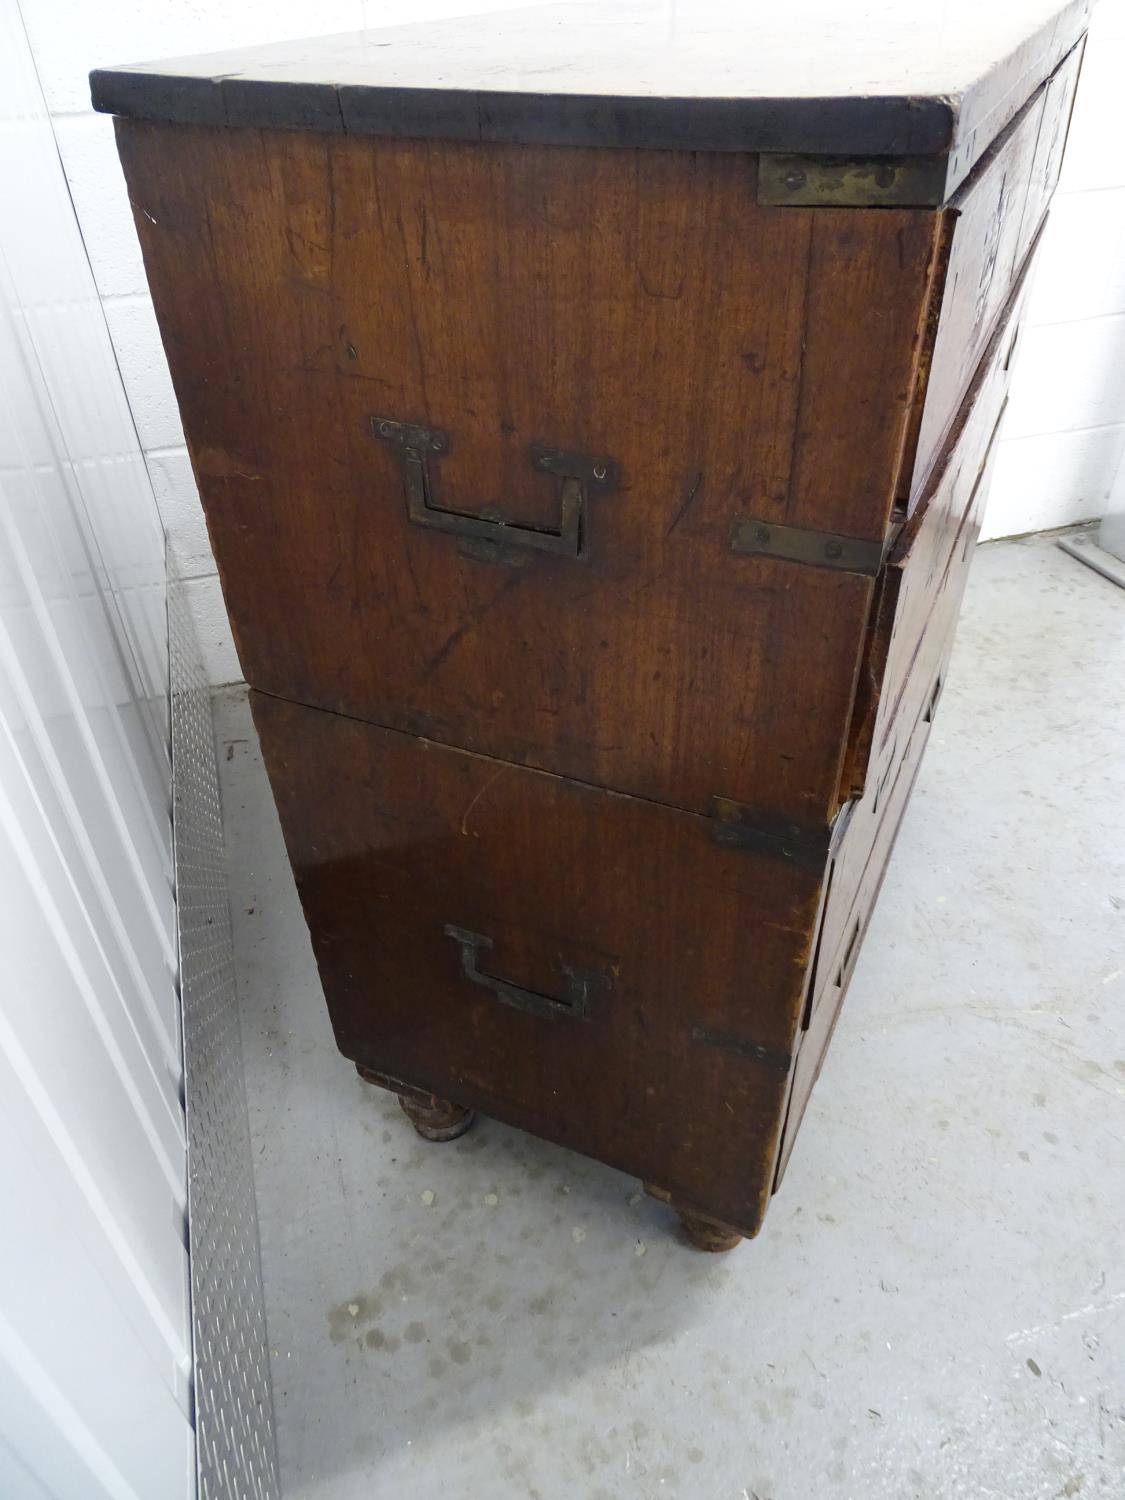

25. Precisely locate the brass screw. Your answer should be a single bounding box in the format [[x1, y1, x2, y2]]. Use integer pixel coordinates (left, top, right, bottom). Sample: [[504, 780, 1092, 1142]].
[[825, 539, 843, 560], [783, 168, 807, 191]]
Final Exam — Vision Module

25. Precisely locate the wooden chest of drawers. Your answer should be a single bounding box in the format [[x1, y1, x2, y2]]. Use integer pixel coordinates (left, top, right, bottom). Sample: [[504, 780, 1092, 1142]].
[[93, 0, 1088, 1249]]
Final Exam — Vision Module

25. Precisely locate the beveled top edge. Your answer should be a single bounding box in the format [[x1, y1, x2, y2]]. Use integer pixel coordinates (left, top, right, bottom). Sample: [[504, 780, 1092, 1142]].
[[89, 0, 1090, 194]]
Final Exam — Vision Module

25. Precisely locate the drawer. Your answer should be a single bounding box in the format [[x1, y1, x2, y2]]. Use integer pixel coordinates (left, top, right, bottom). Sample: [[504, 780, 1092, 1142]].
[[841, 248, 1033, 810], [1017, 39, 1085, 267], [251, 689, 831, 1236], [118, 122, 946, 826], [775, 694, 934, 1185], [774, 259, 1022, 1160], [906, 39, 1082, 500], [795, 404, 1005, 1097]]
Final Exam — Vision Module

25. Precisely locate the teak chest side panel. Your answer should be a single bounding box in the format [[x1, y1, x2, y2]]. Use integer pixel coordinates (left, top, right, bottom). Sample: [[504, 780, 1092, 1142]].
[[117, 122, 941, 825]]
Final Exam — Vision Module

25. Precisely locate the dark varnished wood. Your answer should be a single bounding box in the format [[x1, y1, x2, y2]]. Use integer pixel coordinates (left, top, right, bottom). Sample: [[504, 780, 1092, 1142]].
[[643, 1182, 745, 1252], [908, 45, 1082, 500], [397, 1095, 476, 1143], [841, 250, 1035, 807], [118, 122, 942, 825], [356, 1061, 476, 1138], [774, 278, 1026, 1186], [676, 1213, 744, 1254], [90, 0, 1090, 197], [776, 686, 935, 1186], [251, 689, 826, 1237], [104, 7, 1085, 1241]]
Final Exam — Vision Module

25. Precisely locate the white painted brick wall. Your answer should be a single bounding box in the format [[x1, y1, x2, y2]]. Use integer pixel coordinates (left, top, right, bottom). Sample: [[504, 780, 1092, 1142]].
[[982, 0, 1125, 539], [21, 0, 1125, 678], [23, 0, 556, 683]]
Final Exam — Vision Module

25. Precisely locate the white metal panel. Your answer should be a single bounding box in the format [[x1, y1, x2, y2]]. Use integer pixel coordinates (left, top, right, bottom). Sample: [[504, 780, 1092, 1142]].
[[0, 384, 176, 1007], [0, 1083, 192, 1500], [0, 1, 191, 1495], [2, 13, 170, 774]]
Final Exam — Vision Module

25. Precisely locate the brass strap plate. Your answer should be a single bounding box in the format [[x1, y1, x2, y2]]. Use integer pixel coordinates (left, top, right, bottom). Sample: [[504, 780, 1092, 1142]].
[[758, 154, 949, 207], [731, 515, 885, 576], [710, 796, 835, 865], [710, 796, 853, 864], [690, 1025, 792, 1078]]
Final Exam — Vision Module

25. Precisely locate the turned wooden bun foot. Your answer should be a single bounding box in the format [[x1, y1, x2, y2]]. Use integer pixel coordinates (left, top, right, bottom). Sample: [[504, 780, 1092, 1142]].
[[676, 1210, 743, 1253], [354, 1062, 476, 1142], [643, 1181, 744, 1251], [396, 1093, 476, 1142]]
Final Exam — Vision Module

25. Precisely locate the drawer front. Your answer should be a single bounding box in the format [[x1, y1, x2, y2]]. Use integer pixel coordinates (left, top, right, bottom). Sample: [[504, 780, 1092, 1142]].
[[119, 122, 943, 826], [907, 40, 1081, 499], [251, 690, 830, 1236], [779, 419, 998, 1170], [809, 358, 1009, 1037], [775, 693, 934, 1184], [773, 269, 1019, 1179], [1018, 39, 1085, 260], [841, 251, 1032, 809]]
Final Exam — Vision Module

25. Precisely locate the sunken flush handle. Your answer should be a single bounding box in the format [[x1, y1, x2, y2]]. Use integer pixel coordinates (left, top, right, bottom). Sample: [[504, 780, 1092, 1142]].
[[371, 416, 616, 559], [443, 925, 607, 1021]]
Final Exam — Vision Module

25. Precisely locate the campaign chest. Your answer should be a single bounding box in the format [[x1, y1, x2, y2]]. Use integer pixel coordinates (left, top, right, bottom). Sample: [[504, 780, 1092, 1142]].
[[93, 0, 1089, 1248]]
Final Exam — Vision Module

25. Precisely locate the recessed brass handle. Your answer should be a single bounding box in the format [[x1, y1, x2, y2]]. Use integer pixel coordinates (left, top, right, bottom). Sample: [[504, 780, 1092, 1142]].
[[371, 416, 616, 560], [443, 925, 607, 1021]]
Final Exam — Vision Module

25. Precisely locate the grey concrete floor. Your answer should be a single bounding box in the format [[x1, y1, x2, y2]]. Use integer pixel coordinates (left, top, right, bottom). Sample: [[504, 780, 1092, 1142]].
[[215, 533, 1125, 1500]]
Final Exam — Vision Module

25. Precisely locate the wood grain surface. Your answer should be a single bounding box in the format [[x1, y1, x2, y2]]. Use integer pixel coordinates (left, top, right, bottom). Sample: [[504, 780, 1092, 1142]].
[[118, 122, 941, 825], [91, 0, 1090, 195], [252, 689, 828, 1235], [111, 34, 1080, 1231], [841, 253, 1034, 807], [774, 280, 1026, 1186], [908, 45, 1081, 499]]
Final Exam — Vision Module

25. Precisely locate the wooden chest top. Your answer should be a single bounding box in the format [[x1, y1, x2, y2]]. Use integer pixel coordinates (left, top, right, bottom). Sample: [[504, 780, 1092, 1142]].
[[91, 0, 1089, 199]]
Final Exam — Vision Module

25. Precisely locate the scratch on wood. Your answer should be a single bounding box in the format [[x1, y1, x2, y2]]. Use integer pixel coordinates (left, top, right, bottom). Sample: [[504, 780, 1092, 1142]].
[[417, 573, 523, 684], [196, 446, 262, 481], [668, 472, 704, 535], [691, 1024, 792, 1077], [459, 764, 510, 835]]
